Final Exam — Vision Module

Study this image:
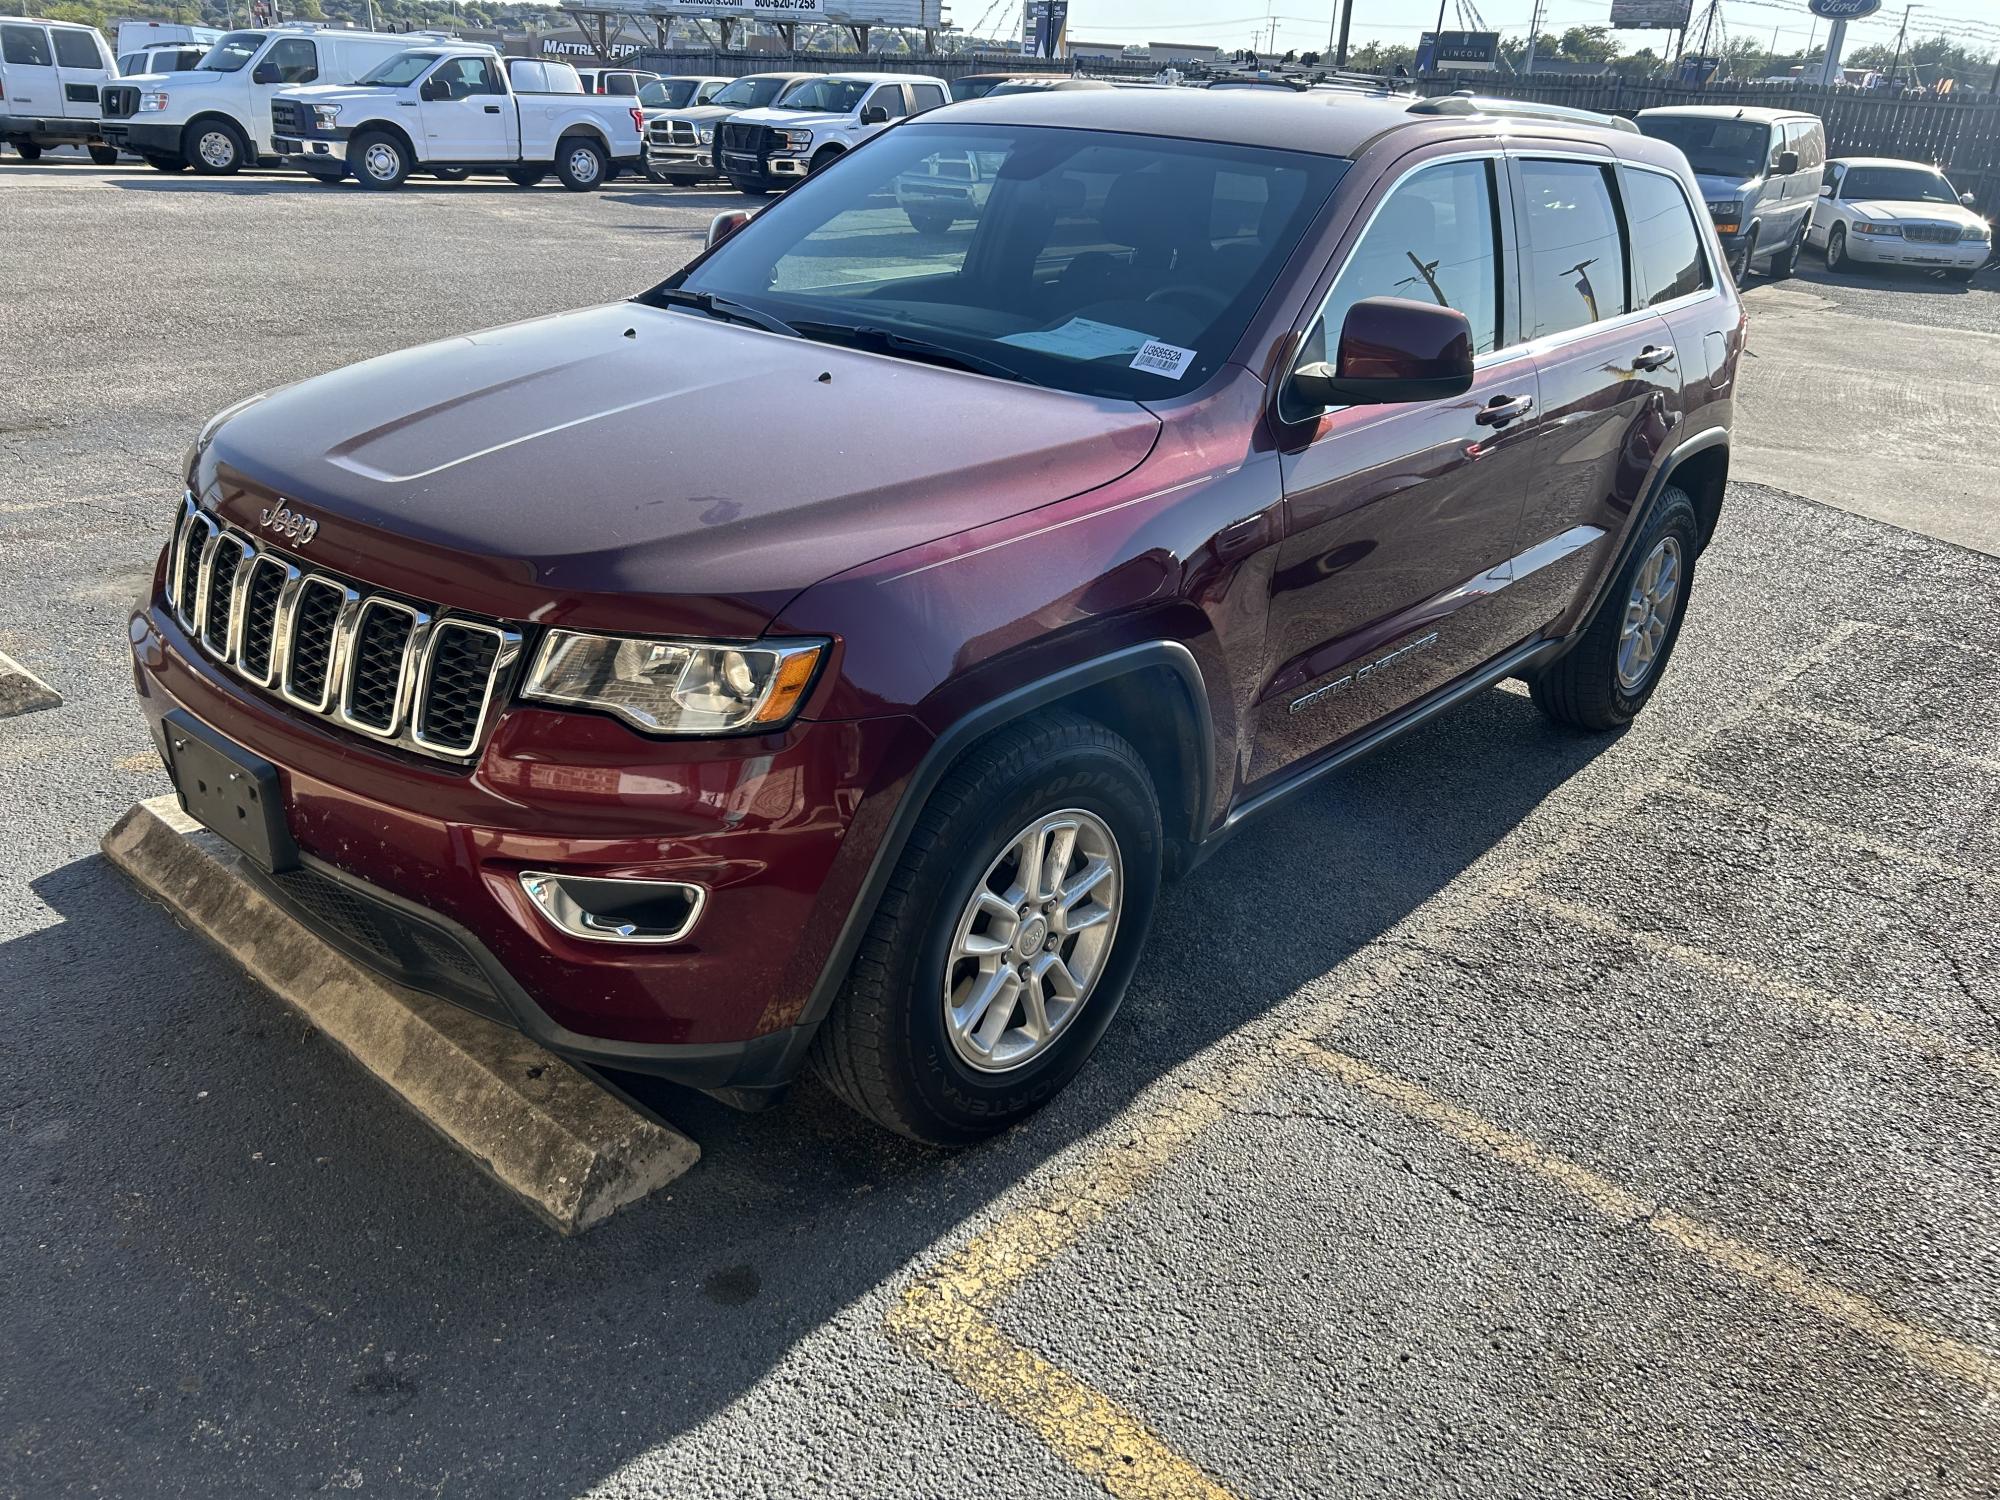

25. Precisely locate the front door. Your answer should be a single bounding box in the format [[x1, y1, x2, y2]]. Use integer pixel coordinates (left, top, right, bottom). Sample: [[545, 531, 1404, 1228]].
[[419, 55, 516, 162], [1256, 154, 1546, 785]]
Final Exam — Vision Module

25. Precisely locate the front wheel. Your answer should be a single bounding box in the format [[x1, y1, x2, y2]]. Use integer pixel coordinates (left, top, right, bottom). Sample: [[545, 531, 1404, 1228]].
[[184, 120, 247, 175], [1529, 486, 1700, 732], [88, 145, 119, 166], [726, 176, 770, 197], [809, 713, 1162, 1145], [1767, 222, 1805, 279], [904, 206, 955, 236], [1728, 225, 1758, 282], [504, 166, 545, 188], [1946, 267, 1979, 284], [1826, 224, 1850, 271], [555, 137, 607, 191], [143, 153, 187, 172], [350, 130, 410, 190], [10, 141, 43, 162], [430, 165, 471, 182]]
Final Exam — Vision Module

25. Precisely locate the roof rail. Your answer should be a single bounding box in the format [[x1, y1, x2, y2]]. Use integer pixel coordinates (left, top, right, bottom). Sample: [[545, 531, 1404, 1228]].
[[1407, 90, 1639, 134]]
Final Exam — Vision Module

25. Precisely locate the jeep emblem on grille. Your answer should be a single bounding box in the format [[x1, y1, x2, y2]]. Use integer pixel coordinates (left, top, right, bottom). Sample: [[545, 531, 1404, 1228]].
[[258, 503, 318, 548]]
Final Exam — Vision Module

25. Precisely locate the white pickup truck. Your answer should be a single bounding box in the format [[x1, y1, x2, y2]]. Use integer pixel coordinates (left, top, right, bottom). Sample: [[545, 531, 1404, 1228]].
[[270, 45, 643, 190]]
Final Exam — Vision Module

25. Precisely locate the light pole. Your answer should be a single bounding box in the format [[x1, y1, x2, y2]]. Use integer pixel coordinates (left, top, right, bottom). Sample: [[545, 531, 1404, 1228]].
[[1431, 0, 1449, 74], [1887, 3, 1919, 87]]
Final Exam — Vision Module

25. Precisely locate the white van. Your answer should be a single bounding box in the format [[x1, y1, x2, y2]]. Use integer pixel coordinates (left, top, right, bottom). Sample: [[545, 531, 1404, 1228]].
[[1, 15, 119, 163], [97, 23, 475, 174], [1637, 105, 1828, 279]]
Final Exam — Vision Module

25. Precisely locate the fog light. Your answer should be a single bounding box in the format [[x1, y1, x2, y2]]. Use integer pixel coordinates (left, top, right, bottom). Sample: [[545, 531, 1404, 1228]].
[[519, 871, 705, 944]]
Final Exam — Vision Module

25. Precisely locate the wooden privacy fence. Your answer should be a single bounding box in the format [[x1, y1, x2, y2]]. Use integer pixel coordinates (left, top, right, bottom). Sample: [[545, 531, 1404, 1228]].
[[1417, 73, 2000, 211]]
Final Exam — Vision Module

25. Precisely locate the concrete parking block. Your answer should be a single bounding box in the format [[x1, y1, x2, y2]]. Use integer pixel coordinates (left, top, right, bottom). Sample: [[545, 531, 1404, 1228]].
[[101, 795, 699, 1234], [0, 650, 61, 717]]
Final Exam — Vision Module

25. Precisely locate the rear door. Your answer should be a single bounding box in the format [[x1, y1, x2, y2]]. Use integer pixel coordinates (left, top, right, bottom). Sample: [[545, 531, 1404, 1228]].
[[50, 25, 113, 118], [1506, 153, 1683, 632], [1, 23, 59, 119], [1258, 152, 1548, 783]]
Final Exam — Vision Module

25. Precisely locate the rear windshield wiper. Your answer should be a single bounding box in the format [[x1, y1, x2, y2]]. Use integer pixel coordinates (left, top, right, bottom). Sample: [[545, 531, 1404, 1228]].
[[789, 321, 1038, 386], [650, 288, 798, 338]]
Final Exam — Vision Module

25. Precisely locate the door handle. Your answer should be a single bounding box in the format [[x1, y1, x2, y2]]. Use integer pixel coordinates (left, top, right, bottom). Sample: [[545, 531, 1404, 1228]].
[[1633, 344, 1676, 371], [484, 104, 500, 113], [1473, 394, 1535, 428]]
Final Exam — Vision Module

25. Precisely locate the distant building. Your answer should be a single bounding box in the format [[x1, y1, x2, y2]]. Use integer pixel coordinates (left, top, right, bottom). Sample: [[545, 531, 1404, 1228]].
[[1148, 41, 1221, 64]]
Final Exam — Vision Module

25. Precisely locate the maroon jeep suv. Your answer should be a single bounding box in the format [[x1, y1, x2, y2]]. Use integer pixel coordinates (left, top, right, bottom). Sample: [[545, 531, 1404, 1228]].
[[130, 88, 1741, 1144]]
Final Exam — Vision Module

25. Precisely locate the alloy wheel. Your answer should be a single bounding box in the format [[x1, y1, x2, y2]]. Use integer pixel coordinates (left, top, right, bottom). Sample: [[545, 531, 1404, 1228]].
[[1618, 536, 1683, 692], [943, 808, 1123, 1073]]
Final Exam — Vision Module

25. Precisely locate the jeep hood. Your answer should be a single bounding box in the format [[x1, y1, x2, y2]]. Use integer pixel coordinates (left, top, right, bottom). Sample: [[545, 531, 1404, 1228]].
[[201, 303, 1162, 638]]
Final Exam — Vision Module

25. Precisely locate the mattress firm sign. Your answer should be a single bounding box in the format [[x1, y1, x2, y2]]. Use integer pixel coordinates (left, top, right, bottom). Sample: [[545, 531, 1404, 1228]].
[[560, 0, 945, 23], [1608, 0, 1694, 26]]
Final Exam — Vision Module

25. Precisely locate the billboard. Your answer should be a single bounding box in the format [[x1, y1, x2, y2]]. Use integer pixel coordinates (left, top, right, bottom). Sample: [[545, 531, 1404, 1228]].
[[1807, 0, 1883, 17], [559, 0, 945, 24], [1417, 30, 1500, 72], [1608, 0, 1694, 26], [1022, 0, 1068, 59]]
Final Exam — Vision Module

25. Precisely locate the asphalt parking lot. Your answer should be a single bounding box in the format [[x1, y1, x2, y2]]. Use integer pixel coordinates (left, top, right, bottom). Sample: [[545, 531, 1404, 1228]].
[[4, 160, 1998, 1498]]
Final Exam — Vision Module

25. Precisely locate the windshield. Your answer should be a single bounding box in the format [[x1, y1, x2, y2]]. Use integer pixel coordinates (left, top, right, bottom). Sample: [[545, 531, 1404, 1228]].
[[640, 78, 700, 109], [713, 75, 791, 108], [196, 32, 265, 72], [1639, 116, 1773, 179], [656, 123, 1348, 402], [1840, 166, 1958, 204], [952, 76, 1007, 101], [358, 51, 442, 87], [774, 78, 869, 113]]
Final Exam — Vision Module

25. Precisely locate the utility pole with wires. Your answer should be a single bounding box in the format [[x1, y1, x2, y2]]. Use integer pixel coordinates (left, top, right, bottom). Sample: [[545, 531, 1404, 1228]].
[[1887, 3, 1919, 87], [1522, 0, 1544, 74], [1330, 0, 1355, 67]]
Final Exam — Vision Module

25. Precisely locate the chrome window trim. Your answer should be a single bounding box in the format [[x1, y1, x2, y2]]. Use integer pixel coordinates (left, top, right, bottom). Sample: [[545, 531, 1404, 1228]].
[[411, 620, 523, 756], [335, 596, 431, 741]]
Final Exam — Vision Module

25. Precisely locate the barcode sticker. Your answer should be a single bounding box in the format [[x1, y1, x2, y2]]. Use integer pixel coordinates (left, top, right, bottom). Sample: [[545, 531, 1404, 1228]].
[[1129, 341, 1197, 380]]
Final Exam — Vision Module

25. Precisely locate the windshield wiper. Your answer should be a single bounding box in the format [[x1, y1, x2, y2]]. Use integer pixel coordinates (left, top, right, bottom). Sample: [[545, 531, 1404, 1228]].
[[789, 321, 1038, 386], [651, 288, 798, 338]]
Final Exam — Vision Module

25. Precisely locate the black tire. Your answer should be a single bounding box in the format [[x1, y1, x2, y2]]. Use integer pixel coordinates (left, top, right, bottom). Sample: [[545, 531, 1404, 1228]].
[[12, 141, 43, 162], [88, 144, 120, 166], [904, 205, 955, 236], [1767, 221, 1805, 279], [1825, 224, 1850, 272], [430, 165, 471, 182], [143, 153, 188, 172], [349, 129, 410, 191], [809, 712, 1163, 1146], [505, 166, 546, 188], [1946, 267, 1978, 284], [727, 176, 771, 197], [1728, 225, 1758, 281], [808, 145, 844, 175], [303, 164, 346, 186], [555, 135, 607, 191], [183, 118, 248, 175], [1529, 486, 1700, 733]]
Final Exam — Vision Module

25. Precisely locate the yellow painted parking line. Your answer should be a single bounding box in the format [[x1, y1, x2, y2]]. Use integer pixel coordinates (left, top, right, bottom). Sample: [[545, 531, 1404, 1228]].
[[1780, 705, 2000, 778], [1298, 1043, 2000, 1398], [1521, 890, 2000, 1085], [1664, 776, 2000, 892]]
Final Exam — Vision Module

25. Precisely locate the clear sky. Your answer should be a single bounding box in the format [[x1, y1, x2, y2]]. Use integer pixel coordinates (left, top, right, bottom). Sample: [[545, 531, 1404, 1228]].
[[997, 0, 2000, 59]]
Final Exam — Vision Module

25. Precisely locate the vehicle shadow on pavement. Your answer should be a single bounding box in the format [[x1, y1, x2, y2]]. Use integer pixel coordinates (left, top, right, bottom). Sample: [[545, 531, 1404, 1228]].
[[0, 684, 1612, 1497]]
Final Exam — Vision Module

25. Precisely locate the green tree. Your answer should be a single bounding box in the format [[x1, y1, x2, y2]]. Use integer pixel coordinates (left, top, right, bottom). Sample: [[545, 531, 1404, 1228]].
[[1558, 25, 1618, 64]]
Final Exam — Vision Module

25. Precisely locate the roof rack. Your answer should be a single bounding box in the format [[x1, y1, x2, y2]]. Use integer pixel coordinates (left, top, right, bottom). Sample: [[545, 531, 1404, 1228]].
[[1407, 91, 1639, 134]]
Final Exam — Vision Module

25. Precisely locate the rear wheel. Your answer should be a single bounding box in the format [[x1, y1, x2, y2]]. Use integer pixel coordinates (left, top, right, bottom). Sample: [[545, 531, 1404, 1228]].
[[504, 166, 546, 188], [88, 144, 119, 166], [430, 165, 471, 182], [809, 713, 1161, 1145], [303, 164, 345, 185], [12, 141, 43, 162], [1529, 486, 1700, 733], [555, 136, 607, 191], [184, 119, 248, 175], [350, 130, 410, 190]]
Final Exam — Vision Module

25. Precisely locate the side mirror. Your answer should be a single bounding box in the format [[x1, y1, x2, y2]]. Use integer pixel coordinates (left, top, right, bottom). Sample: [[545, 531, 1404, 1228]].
[[1819, 184, 1834, 196], [419, 78, 440, 101], [1777, 150, 1800, 175], [706, 208, 752, 249], [251, 61, 279, 84], [1962, 192, 1979, 208], [1289, 297, 1474, 411], [860, 105, 889, 125]]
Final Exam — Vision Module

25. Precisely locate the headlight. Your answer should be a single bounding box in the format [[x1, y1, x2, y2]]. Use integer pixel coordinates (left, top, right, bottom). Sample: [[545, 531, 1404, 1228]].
[[523, 633, 827, 736], [1962, 222, 1991, 242], [1705, 200, 1741, 220], [138, 91, 170, 112], [310, 103, 341, 128], [1854, 222, 1903, 237], [698, 124, 714, 144], [778, 128, 813, 150]]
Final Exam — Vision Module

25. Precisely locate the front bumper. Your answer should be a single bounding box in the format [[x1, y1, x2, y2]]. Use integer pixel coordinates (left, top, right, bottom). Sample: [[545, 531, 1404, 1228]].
[[719, 146, 809, 186], [96, 119, 185, 155], [129, 598, 924, 1090], [1844, 232, 1989, 269], [273, 133, 350, 165], [1, 112, 107, 147]]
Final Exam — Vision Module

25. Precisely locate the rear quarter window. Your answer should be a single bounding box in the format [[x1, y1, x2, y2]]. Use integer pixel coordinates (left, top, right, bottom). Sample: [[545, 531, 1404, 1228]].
[[1622, 166, 1712, 306], [53, 28, 104, 69]]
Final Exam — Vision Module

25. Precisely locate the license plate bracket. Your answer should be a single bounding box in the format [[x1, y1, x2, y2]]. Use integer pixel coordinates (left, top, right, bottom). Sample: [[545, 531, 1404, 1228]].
[[161, 708, 299, 873]]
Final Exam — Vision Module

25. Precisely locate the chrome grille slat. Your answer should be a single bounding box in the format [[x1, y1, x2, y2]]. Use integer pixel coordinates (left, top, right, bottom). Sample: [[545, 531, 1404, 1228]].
[[163, 501, 519, 764]]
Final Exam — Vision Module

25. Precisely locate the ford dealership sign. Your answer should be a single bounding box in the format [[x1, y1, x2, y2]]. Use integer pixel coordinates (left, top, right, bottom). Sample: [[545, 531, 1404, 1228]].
[[1807, 0, 1884, 18]]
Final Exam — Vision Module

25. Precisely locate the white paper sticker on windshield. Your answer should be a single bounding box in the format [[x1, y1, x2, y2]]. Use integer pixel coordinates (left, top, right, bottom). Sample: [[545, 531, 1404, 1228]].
[[997, 318, 1150, 362], [1129, 340, 1197, 380]]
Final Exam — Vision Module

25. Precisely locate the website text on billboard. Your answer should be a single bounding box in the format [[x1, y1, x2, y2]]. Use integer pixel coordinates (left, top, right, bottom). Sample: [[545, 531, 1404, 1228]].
[[1608, 0, 1694, 26]]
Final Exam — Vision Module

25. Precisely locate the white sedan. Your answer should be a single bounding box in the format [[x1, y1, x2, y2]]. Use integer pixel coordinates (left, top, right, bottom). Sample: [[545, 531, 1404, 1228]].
[[1809, 157, 1992, 282]]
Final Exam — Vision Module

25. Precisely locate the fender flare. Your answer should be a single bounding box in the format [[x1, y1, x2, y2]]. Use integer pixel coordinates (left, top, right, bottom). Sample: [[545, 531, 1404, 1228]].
[[346, 119, 417, 158], [180, 112, 250, 153]]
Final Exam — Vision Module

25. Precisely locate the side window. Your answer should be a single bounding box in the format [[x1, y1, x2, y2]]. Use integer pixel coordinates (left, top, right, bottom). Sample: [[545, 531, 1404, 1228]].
[[910, 82, 946, 113], [1311, 158, 1503, 363], [266, 38, 317, 85], [1518, 159, 1629, 339], [1821, 163, 1840, 192], [118, 52, 138, 72], [2, 25, 53, 66], [866, 84, 906, 119], [606, 73, 637, 96], [464, 57, 501, 95], [698, 79, 724, 102], [1622, 167, 1711, 307], [1785, 121, 1824, 171], [53, 28, 102, 69]]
